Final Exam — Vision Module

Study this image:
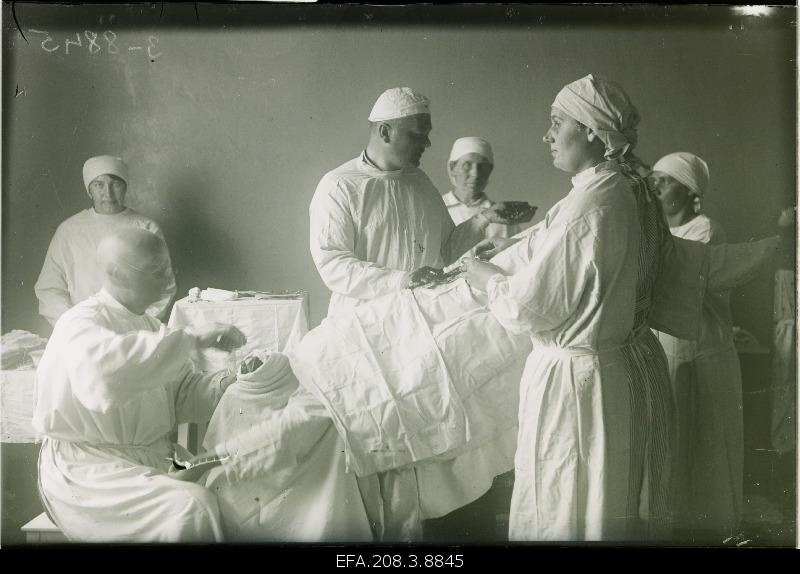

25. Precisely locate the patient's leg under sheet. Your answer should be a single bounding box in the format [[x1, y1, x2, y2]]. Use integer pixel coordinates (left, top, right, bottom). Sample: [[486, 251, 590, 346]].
[[206, 387, 377, 541]]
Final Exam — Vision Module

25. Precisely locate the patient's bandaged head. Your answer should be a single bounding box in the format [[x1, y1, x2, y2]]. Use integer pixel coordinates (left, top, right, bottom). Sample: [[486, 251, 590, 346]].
[[204, 351, 299, 451]]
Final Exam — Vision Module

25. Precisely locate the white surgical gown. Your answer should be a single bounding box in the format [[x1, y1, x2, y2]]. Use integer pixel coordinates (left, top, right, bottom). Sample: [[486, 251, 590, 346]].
[[487, 162, 675, 541], [654, 215, 743, 537], [32, 289, 227, 542], [309, 152, 490, 539], [309, 152, 484, 317], [35, 208, 177, 324]]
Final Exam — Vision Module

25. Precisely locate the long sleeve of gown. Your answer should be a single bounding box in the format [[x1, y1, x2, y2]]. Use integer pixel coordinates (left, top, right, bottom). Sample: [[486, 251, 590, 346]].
[[310, 181, 407, 300], [64, 318, 198, 413], [486, 215, 599, 336], [34, 232, 73, 325], [216, 386, 332, 483], [173, 368, 230, 424], [649, 234, 779, 340], [440, 212, 487, 265], [706, 235, 779, 292]]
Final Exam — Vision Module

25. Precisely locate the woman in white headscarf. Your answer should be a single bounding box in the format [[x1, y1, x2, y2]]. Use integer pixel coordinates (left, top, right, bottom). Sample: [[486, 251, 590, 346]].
[[463, 74, 675, 541], [650, 152, 744, 540]]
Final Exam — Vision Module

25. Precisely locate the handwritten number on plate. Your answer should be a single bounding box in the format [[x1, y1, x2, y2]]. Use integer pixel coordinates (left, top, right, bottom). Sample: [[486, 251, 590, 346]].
[[147, 36, 162, 60], [103, 30, 119, 54], [64, 32, 82, 54], [84, 30, 101, 55], [28, 29, 60, 53]]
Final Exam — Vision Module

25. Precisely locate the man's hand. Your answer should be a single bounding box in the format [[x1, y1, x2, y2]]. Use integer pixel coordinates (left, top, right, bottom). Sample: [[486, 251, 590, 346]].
[[472, 237, 519, 260], [481, 202, 537, 225], [402, 266, 443, 289], [190, 323, 247, 351], [462, 257, 505, 293]]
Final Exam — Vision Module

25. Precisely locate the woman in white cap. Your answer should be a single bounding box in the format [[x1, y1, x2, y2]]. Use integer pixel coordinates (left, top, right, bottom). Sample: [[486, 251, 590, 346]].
[[650, 152, 744, 540], [442, 137, 535, 239], [463, 74, 676, 542], [34, 155, 176, 326]]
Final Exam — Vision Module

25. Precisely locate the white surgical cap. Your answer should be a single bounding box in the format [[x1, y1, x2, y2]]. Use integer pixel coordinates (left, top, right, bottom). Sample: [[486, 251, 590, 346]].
[[368, 87, 431, 122], [552, 74, 640, 160], [83, 155, 128, 190], [448, 137, 494, 165], [652, 152, 710, 198]]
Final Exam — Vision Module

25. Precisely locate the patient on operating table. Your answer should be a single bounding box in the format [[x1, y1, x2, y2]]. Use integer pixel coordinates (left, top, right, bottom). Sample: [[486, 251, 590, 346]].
[[196, 222, 778, 543], [202, 350, 376, 542], [196, 228, 543, 542]]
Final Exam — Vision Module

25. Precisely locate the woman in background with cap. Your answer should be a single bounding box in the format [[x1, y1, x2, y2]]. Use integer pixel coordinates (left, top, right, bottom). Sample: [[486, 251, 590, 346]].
[[34, 155, 176, 326], [650, 152, 744, 541]]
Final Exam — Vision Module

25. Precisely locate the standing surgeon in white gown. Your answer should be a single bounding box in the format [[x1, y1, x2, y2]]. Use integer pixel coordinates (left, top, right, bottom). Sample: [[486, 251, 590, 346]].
[[309, 87, 536, 541]]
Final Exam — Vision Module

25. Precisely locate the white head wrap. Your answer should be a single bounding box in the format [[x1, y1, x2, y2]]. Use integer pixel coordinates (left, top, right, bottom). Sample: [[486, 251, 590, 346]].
[[551, 74, 640, 160], [448, 137, 494, 165], [83, 155, 128, 190], [368, 87, 431, 122], [652, 152, 710, 197]]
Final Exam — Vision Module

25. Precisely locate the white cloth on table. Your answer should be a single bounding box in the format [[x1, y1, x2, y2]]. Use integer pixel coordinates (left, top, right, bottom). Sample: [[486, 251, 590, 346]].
[[487, 161, 674, 542], [167, 295, 309, 374], [1, 370, 38, 443], [203, 351, 374, 542], [309, 151, 484, 317], [34, 208, 176, 324], [32, 289, 227, 542], [289, 260, 529, 523], [290, 278, 528, 478], [653, 214, 743, 536]]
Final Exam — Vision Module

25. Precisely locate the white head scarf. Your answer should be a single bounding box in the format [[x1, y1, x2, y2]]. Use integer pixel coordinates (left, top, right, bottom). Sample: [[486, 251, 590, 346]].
[[551, 74, 640, 160], [82, 155, 129, 190], [448, 137, 494, 165], [368, 87, 431, 122], [652, 152, 710, 197]]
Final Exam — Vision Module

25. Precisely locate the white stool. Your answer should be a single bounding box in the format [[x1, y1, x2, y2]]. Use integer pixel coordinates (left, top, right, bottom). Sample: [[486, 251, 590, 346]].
[[21, 512, 68, 543]]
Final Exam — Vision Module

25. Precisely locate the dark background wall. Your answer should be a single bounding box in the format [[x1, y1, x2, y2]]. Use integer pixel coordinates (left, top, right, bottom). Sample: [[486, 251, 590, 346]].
[[2, 4, 795, 343], [0, 2, 795, 547]]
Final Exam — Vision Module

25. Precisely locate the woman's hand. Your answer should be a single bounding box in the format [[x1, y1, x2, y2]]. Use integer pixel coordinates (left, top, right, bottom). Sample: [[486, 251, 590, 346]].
[[471, 237, 520, 260], [462, 257, 505, 292]]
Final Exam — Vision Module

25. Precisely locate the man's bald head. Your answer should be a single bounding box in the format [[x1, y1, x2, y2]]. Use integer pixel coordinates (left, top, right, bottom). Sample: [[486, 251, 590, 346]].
[[97, 228, 171, 313]]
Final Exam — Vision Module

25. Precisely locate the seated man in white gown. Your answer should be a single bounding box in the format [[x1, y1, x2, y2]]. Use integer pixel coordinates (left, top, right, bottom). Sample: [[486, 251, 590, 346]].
[[33, 227, 247, 543]]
